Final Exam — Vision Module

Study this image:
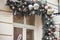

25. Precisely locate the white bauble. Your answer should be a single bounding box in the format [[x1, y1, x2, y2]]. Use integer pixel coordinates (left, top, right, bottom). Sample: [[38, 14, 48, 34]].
[[28, 4, 33, 10], [45, 5, 48, 9], [34, 3, 39, 10]]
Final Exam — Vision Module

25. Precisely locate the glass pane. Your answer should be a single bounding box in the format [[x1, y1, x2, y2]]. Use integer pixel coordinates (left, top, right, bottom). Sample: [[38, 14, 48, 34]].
[[26, 29, 34, 40], [14, 27, 23, 40], [26, 14, 35, 26], [13, 14, 24, 24]]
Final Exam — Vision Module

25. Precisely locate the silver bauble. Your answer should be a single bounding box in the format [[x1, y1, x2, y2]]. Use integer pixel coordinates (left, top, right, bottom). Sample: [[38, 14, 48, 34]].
[[45, 5, 48, 9], [34, 3, 39, 10], [28, 4, 33, 10]]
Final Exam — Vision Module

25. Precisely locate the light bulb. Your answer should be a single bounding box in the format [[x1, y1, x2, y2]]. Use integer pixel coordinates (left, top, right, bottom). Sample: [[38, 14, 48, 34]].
[[46, 37, 49, 40], [48, 18, 50, 20], [50, 25, 53, 27], [42, 5, 45, 8], [48, 28, 51, 31], [46, 15, 47, 18], [12, 6, 15, 9], [52, 36, 54, 39], [50, 37, 52, 40], [40, 9, 42, 11], [32, 11, 35, 14], [22, 6, 24, 8], [48, 30, 51, 35], [47, 22, 49, 24], [50, 19, 53, 22], [24, 2, 27, 5], [19, 8, 21, 11]]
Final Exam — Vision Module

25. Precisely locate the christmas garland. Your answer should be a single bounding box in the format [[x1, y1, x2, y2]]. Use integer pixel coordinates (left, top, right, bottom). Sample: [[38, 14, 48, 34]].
[[6, 0, 58, 40], [42, 13, 57, 40], [6, 0, 47, 16]]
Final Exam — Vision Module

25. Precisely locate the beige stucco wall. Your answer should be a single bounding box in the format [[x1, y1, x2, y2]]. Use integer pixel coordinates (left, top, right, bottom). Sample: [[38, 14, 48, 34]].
[[0, 0, 13, 40], [0, 12, 13, 40]]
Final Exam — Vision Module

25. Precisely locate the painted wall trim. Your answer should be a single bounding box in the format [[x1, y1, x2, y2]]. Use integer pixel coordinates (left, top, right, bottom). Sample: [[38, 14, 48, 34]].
[[0, 9, 12, 13], [14, 23, 35, 29], [0, 34, 13, 36], [0, 21, 13, 24]]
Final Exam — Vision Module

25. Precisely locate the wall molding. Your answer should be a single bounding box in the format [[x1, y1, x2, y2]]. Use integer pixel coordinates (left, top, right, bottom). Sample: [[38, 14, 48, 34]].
[[0, 21, 13, 24], [0, 9, 12, 13], [0, 34, 13, 36]]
